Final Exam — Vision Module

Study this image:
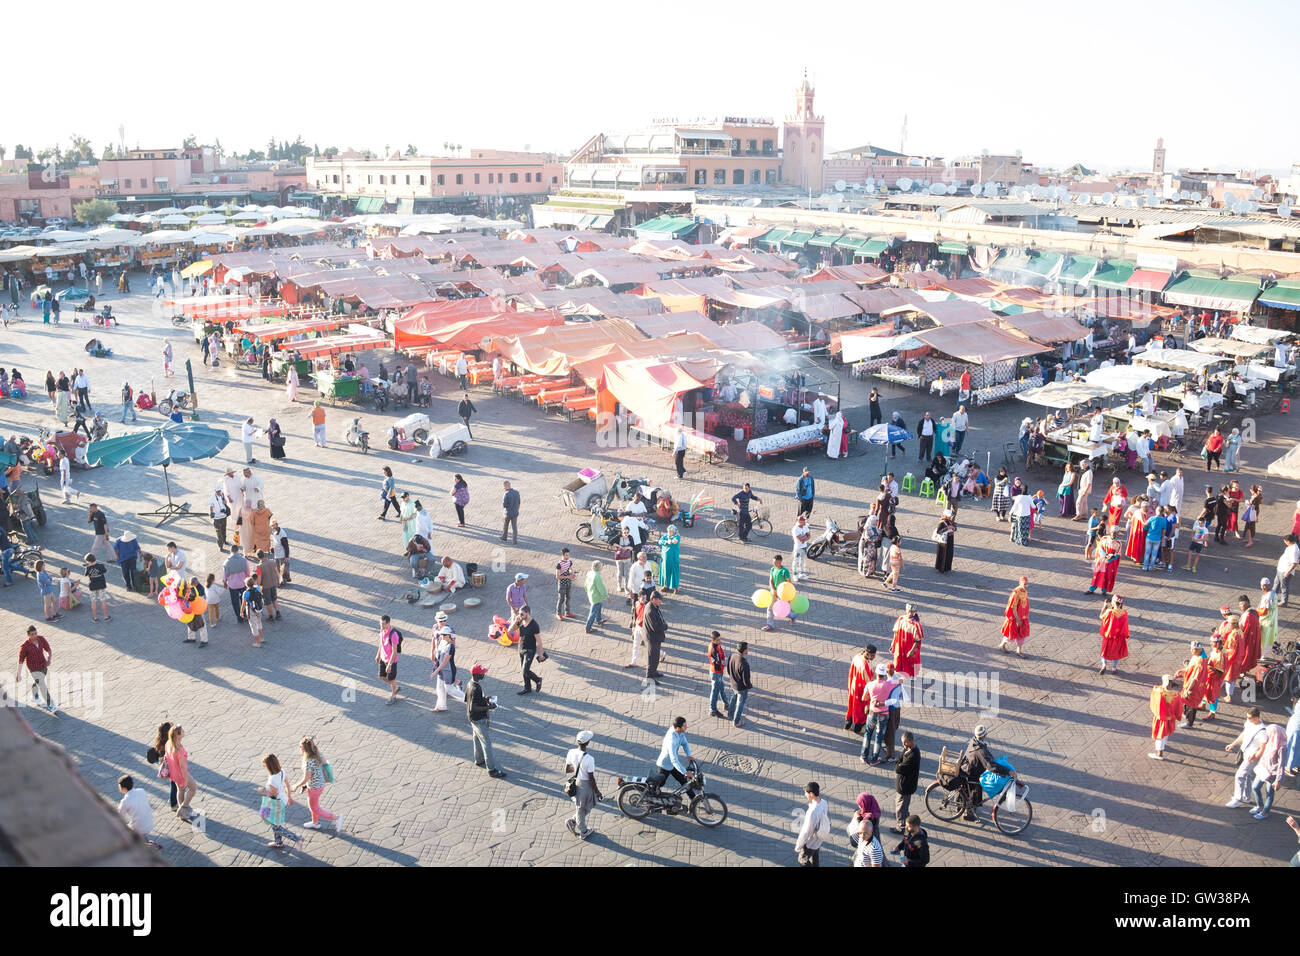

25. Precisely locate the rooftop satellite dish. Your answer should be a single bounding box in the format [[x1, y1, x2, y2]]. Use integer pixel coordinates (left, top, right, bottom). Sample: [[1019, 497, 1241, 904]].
[[1190, 191, 1202, 201], [864, 182, 877, 194], [746, 197, 762, 207], [835, 179, 847, 192], [929, 182, 945, 195], [1102, 192, 1115, 205], [897, 177, 914, 191], [863, 177, 875, 187], [1177, 190, 1188, 201], [981, 148, 989, 157], [1200, 197, 1213, 208], [1251, 188, 1263, 200], [1280, 204, 1293, 218], [947, 182, 959, 195]]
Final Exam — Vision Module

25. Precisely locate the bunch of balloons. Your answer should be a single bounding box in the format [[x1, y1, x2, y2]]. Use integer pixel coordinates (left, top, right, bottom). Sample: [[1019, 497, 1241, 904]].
[[158, 571, 207, 623], [751, 578, 810, 619]]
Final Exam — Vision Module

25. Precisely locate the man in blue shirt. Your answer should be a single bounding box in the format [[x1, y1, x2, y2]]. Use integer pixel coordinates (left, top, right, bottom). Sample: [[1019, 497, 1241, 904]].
[[1143, 507, 1168, 572], [795, 468, 815, 518], [731, 483, 761, 544], [654, 716, 696, 792], [501, 480, 520, 544]]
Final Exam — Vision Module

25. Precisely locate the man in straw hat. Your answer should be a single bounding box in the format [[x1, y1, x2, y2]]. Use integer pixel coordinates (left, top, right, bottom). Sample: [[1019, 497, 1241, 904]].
[[564, 730, 602, 840]]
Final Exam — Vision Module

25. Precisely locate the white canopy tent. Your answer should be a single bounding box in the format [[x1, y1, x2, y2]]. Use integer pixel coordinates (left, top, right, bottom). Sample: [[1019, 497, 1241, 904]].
[[194, 213, 229, 225], [1016, 381, 1118, 409], [839, 332, 924, 364], [1267, 441, 1300, 481], [1189, 337, 1271, 360], [1131, 348, 1225, 374], [1083, 364, 1170, 393]]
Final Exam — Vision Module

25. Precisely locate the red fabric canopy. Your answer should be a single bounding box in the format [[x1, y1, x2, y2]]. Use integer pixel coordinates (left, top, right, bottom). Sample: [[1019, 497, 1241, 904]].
[[392, 299, 504, 350], [1126, 269, 1172, 292], [601, 357, 723, 428]]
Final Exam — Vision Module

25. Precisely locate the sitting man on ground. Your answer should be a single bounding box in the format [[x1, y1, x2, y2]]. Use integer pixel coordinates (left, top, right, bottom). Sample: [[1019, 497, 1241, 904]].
[[406, 534, 433, 578], [434, 555, 467, 595]]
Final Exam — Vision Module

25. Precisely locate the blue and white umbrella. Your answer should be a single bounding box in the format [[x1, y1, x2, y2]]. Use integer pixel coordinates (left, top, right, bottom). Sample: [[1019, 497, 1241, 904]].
[[858, 422, 914, 471]]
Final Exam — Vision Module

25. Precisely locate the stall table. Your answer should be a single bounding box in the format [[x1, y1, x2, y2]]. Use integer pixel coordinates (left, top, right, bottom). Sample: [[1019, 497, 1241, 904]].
[[314, 371, 361, 405]]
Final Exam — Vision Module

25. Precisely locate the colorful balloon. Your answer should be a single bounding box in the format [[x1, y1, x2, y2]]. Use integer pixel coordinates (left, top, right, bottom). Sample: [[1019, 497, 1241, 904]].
[[791, 594, 810, 615], [179, 613, 194, 623], [166, 603, 184, 620], [752, 588, 774, 609], [777, 581, 797, 603], [189, 596, 207, 614], [772, 599, 791, 619]]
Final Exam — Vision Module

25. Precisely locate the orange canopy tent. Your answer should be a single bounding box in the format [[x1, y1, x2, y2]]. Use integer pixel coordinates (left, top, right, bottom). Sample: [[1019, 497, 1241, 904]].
[[600, 356, 726, 428], [409, 310, 565, 353], [393, 299, 504, 350]]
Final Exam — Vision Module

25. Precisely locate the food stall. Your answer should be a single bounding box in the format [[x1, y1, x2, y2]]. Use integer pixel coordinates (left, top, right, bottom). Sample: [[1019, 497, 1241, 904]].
[[1017, 381, 1121, 466]]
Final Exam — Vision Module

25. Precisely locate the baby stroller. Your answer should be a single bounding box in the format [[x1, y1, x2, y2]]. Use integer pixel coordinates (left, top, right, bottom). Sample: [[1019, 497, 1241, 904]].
[[92, 305, 116, 327], [84, 338, 113, 358]]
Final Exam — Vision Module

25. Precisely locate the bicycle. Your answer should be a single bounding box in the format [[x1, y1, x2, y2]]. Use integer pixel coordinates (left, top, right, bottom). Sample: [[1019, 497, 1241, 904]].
[[924, 746, 1033, 835], [714, 507, 772, 541], [1259, 640, 1300, 700]]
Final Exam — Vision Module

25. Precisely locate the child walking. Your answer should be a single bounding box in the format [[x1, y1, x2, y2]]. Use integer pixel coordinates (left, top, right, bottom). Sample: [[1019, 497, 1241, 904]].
[[294, 738, 340, 831], [255, 753, 297, 849], [205, 573, 224, 627]]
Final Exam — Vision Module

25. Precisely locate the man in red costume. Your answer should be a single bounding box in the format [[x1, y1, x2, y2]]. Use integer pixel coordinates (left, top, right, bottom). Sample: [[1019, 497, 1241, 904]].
[[844, 645, 876, 733], [1217, 612, 1243, 703], [1087, 533, 1121, 595], [999, 576, 1030, 655], [1203, 635, 1226, 722], [891, 606, 923, 677], [1098, 595, 1130, 674], [1176, 642, 1209, 729], [1148, 674, 1183, 760], [1102, 477, 1128, 533], [1236, 594, 1262, 676]]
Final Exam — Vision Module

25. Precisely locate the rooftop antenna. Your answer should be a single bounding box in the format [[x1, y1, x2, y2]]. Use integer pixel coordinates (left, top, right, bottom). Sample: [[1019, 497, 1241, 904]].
[[118, 123, 125, 155], [900, 114, 908, 155]]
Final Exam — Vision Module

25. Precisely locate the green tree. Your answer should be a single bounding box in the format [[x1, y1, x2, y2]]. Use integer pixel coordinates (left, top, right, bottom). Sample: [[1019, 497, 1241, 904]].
[[182, 134, 198, 149], [102, 145, 117, 161], [246, 149, 266, 162], [13, 144, 33, 160], [69, 134, 94, 161], [323, 146, 339, 159], [0, 145, 5, 160], [74, 198, 119, 226], [405, 144, 418, 156]]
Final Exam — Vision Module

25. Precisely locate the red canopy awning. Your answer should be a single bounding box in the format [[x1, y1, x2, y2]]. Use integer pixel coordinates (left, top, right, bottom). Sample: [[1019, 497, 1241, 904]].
[[1126, 269, 1172, 292], [601, 357, 723, 428], [392, 299, 504, 350]]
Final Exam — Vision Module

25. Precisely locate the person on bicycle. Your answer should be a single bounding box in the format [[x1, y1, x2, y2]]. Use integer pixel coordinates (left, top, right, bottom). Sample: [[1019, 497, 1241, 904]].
[[652, 716, 697, 795], [958, 725, 1016, 821]]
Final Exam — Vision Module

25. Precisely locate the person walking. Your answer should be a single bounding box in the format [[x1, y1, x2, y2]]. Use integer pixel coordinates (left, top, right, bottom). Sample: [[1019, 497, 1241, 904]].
[[1250, 723, 1286, 820], [999, 576, 1030, 655], [221, 545, 251, 623], [451, 474, 469, 527], [87, 503, 111, 560], [892, 815, 931, 867], [731, 482, 761, 544], [285, 365, 300, 403], [868, 387, 882, 427], [860, 664, 895, 765], [643, 591, 668, 684], [457, 392, 477, 439], [376, 614, 402, 703], [119, 380, 138, 424], [35, 562, 60, 621], [795, 467, 815, 518], [951, 404, 969, 454], [1204, 426, 1224, 471], [501, 480, 520, 544], [255, 754, 297, 850], [915, 411, 936, 462], [112, 530, 140, 591], [376, 466, 401, 521], [516, 605, 544, 695], [209, 483, 230, 552], [309, 402, 326, 447], [658, 524, 681, 593], [1098, 595, 1130, 675], [673, 429, 687, 480], [1148, 675, 1183, 761], [465, 663, 507, 778], [726, 641, 753, 727], [430, 618, 464, 712], [791, 513, 812, 582], [165, 724, 198, 821], [17, 625, 57, 712], [933, 510, 955, 573], [117, 776, 161, 850], [564, 730, 602, 840], [240, 416, 258, 464], [554, 547, 575, 621], [794, 781, 830, 867], [706, 631, 733, 718], [294, 738, 339, 831], [1276, 534, 1299, 607], [583, 560, 608, 633], [893, 732, 921, 832], [1224, 708, 1269, 805]]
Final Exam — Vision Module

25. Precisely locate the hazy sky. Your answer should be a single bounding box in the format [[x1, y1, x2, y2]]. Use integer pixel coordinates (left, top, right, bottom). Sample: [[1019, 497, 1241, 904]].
[[6, 0, 1296, 173]]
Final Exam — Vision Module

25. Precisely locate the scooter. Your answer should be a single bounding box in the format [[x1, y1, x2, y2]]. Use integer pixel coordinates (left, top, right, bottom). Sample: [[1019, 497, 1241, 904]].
[[615, 759, 728, 828], [156, 389, 190, 416], [345, 418, 370, 453], [807, 516, 868, 560]]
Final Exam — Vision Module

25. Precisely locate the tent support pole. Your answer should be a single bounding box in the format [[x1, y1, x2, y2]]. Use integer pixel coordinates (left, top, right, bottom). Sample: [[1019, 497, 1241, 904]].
[[137, 463, 201, 527]]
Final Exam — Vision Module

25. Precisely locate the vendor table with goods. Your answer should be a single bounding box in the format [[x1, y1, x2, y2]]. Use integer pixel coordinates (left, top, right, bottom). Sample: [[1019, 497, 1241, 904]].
[[1043, 426, 1117, 465], [973, 377, 1042, 406], [314, 370, 361, 404], [1158, 387, 1223, 415], [745, 424, 826, 462], [1102, 406, 1177, 441]]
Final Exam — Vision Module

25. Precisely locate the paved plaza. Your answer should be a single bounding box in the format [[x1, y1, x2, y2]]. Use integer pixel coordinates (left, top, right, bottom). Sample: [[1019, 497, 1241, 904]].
[[2, 283, 1298, 867]]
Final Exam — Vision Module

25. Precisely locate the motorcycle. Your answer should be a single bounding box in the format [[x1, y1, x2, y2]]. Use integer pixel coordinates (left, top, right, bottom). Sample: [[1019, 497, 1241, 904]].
[[156, 389, 191, 416], [575, 508, 624, 547], [345, 418, 370, 453], [615, 759, 728, 828], [807, 516, 868, 560]]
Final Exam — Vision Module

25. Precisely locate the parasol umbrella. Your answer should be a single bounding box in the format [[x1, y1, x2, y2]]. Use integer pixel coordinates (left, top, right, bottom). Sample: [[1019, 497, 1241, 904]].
[[86, 422, 229, 525], [859, 422, 914, 473], [181, 260, 213, 279], [56, 286, 92, 301]]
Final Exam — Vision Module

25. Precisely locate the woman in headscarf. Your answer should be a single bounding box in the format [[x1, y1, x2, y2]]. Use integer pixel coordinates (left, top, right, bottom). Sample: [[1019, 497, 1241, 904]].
[[399, 492, 417, 548], [1057, 461, 1077, 518], [1258, 577, 1279, 653], [1009, 485, 1033, 546], [658, 524, 681, 594], [847, 792, 882, 848], [990, 467, 1011, 522], [267, 418, 286, 460], [1124, 499, 1149, 564], [825, 410, 845, 460], [248, 499, 274, 555], [933, 510, 955, 572], [858, 512, 882, 577], [285, 365, 300, 403], [1223, 427, 1242, 472]]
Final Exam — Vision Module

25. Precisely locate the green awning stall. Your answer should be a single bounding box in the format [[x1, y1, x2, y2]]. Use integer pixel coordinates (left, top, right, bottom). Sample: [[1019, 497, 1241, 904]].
[[937, 240, 969, 255], [1090, 259, 1137, 290], [1258, 280, 1300, 311], [782, 230, 815, 249], [806, 232, 841, 248]]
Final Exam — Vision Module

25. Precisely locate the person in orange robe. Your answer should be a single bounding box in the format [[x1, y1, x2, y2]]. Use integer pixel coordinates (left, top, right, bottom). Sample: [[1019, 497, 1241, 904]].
[[999, 576, 1030, 655], [1124, 501, 1148, 563], [1088, 533, 1121, 594], [1148, 675, 1183, 760], [1219, 615, 1244, 703], [1176, 642, 1210, 728], [890, 607, 923, 677], [1098, 595, 1130, 673], [1203, 636, 1226, 722], [844, 646, 875, 733], [1236, 596, 1262, 675], [1102, 478, 1128, 533]]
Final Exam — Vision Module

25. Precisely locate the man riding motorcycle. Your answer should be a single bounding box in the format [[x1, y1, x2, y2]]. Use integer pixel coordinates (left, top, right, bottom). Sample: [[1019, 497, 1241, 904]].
[[957, 724, 1017, 821], [651, 716, 698, 796]]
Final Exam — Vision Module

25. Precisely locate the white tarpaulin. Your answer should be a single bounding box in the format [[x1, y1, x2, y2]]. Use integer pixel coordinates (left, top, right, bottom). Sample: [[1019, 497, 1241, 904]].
[[1231, 324, 1293, 345], [1016, 381, 1117, 409], [1189, 337, 1270, 360], [841, 332, 924, 363], [1267, 441, 1300, 481], [1083, 364, 1169, 393], [1132, 347, 1227, 373]]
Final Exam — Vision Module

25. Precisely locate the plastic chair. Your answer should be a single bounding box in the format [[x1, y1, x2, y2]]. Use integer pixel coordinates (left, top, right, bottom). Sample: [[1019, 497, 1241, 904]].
[[919, 477, 935, 498], [902, 473, 915, 493], [935, 488, 948, 509], [1002, 442, 1019, 467]]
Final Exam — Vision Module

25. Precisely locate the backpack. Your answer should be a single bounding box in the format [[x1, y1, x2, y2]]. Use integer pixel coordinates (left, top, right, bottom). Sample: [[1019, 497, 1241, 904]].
[[122, 384, 133, 403], [391, 627, 403, 652]]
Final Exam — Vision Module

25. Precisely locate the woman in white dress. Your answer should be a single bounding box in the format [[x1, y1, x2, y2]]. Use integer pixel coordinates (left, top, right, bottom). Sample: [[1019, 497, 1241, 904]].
[[825, 411, 845, 460], [286, 365, 300, 402], [430, 621, 464, 711]]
